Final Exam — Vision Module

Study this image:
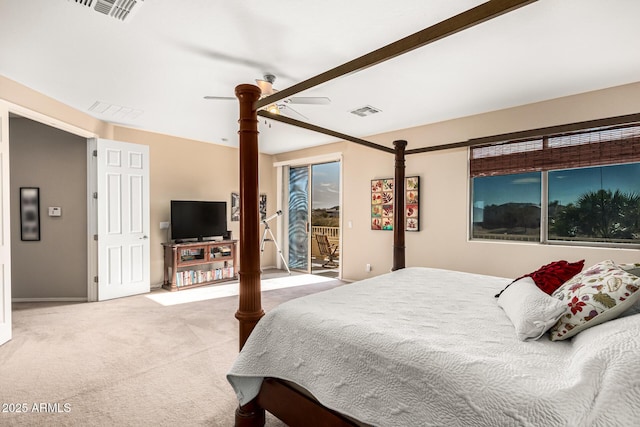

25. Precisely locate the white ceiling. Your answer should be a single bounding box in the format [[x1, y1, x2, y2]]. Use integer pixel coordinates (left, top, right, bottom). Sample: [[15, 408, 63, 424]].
[[1, 0, 639, 154]]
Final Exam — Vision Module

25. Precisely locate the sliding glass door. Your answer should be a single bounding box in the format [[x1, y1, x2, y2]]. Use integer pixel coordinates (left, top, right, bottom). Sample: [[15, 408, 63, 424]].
[[287, 161, 341, 274]]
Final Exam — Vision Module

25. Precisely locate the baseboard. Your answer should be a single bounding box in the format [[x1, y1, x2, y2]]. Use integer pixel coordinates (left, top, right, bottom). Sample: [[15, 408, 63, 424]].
[[12, 297, 87, 303]]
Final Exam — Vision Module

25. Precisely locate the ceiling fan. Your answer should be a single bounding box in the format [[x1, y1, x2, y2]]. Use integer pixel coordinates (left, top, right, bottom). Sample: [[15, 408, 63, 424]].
[[204, 74, 330, 121]]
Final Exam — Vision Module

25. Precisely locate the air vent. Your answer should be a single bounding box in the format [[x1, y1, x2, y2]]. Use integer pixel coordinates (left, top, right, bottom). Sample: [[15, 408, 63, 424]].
[[70, 0, 94, 6], [68, 0, 144, 22], [94, 0, 115, 15], [350, 105, 382, 117], [88, 101, 143, 120]]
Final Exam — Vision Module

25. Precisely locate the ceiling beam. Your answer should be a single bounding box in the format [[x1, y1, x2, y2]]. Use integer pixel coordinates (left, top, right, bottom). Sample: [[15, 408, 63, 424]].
[[255, 0, 537, 110], [257, 111, 394, 153]]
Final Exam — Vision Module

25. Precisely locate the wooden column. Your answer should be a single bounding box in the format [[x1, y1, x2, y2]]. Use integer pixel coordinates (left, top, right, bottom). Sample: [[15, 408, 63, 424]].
[[235, 84, 264, 350], [392, 140, 407, 271]]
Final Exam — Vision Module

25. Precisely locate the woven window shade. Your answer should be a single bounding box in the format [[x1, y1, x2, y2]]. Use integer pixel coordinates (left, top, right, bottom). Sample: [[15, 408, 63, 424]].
[[470, 124, 640, 177]]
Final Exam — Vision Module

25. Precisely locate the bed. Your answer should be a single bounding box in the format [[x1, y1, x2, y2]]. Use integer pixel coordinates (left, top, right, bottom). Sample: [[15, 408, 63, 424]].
[[228, 266, 640, 426], [228, 1, 640, 425]]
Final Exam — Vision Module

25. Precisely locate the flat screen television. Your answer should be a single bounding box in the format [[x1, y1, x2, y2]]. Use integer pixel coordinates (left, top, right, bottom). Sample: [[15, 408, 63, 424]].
[[170, 200, 227, 242]]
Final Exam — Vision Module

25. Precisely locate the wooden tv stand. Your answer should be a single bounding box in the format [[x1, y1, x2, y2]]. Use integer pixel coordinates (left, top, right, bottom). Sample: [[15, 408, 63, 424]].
[[162, 240, 238, 291]]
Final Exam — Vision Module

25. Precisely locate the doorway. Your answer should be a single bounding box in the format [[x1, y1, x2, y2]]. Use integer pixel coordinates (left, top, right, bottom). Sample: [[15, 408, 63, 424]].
[[287, 161, 340, 277], [6, 116, 150, 302], [9, 115, 88, 301]]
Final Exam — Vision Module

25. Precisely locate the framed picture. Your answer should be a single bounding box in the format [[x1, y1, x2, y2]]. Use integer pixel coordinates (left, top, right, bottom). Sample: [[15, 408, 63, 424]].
[[405, 176, 420, 231], [371, 176, 419, 231], [231, 192, 240, 221], [259, 193, 267, 220], [231, 192, 267, 221], [20, 187, 41, 241]]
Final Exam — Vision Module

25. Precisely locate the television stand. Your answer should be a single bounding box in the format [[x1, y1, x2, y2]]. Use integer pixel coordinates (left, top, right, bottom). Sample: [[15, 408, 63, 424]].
[[162, 240, 238, 291]]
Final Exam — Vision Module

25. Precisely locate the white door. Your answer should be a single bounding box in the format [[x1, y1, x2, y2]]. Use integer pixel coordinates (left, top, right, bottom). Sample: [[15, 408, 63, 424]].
[[0, 104, 12, 345], [97, 138, 150, 300]]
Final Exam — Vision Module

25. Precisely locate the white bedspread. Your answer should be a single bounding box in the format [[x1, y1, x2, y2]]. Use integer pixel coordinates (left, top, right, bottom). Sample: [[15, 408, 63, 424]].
[[227, 267, 640, 426]]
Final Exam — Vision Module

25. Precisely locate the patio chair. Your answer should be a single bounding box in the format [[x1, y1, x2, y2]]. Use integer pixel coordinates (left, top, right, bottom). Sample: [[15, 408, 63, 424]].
[[315, 234, 339, 268]]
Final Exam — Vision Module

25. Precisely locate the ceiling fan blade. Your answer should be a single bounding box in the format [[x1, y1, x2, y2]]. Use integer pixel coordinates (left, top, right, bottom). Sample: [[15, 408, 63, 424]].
[[279, 104, 309, 121], [286, 97, 331, 105], [204, 96, 235, 100], [171, 40, 295, 79], [255, 79, 274, 96]]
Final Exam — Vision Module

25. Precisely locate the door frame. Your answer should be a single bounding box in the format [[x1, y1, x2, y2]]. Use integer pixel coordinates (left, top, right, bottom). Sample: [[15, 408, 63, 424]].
[[274, 152, 343, 278], [87, 138, 98, 301], [0, 102, 11, 346]]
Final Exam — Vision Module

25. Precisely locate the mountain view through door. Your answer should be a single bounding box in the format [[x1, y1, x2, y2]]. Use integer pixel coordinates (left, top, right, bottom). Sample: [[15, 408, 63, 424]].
[[310, 162, 340, 277]]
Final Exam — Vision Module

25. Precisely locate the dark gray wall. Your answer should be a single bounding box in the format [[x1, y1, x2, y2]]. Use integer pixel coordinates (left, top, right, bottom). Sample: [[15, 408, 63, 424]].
[[10, 117, 87, 299]]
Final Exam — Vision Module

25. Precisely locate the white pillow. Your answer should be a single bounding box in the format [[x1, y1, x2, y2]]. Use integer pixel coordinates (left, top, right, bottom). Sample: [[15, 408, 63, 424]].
[[617, 262, 640, 277], [615, 262, 640, 318], [498, 277, 567, 341]]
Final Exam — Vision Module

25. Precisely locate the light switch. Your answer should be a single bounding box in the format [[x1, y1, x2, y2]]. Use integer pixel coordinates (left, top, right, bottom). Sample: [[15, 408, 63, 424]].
[[48, 207, 62, 217]]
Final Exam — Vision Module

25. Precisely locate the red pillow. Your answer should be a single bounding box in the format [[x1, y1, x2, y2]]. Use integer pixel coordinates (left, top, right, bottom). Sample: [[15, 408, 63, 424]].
[[522, 260, 585, 294], [495, 260, 585, 297]]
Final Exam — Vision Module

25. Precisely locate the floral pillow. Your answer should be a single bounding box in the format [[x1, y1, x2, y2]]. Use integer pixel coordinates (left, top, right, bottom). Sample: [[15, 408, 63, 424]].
[[549, 260, 640, 341]]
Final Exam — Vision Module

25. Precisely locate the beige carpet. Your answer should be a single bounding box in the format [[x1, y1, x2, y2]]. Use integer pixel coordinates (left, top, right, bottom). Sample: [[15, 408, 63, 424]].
[[0, 271, 346, 426]]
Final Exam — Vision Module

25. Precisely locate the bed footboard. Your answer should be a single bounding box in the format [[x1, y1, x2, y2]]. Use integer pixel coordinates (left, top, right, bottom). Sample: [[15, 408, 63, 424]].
[[235, 378, 360, 427]]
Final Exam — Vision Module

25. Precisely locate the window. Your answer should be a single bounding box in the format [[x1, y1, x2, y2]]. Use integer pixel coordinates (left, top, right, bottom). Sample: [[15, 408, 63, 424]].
[[472, 172, 541, 241], [470, 123, 640, 246], [548, 164, 640, 244]]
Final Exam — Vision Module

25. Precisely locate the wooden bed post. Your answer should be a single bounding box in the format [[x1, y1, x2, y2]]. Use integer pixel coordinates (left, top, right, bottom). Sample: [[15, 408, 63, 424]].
[[392, 140, 407, 271], [235, 84, 265, 351]]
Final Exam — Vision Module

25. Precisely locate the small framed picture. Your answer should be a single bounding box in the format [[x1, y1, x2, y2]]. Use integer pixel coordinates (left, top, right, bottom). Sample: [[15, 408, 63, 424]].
[[231, 192, 240, 221], [259, 193, 267, 220], [20, 187, 40, 241]]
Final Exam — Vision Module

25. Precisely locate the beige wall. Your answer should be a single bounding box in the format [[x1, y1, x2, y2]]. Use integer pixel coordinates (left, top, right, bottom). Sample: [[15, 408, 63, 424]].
[[277, 81, 640, 281], [10, 117, 87, 299]]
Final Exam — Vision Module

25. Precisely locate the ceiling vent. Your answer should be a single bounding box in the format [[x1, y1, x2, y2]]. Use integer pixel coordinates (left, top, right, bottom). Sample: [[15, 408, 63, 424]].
[[68, 0, 144, 22], [350, 105, 382, 117], [88, 101, 144, 120]]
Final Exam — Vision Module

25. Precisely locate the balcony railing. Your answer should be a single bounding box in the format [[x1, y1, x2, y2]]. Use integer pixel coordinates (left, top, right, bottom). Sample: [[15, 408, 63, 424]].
[[311, 226, 339, 239]]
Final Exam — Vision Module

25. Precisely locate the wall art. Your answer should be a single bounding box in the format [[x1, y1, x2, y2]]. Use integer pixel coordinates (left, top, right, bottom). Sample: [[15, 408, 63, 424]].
[[20, 187, 40, 241], [231, 192, 267, 221], [231, 192, 240, 221], [371, 176, 419, 231]]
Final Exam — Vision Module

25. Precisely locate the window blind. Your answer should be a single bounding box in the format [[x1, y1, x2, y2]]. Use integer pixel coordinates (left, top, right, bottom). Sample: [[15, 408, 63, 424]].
[[470, 123, 640, 177]]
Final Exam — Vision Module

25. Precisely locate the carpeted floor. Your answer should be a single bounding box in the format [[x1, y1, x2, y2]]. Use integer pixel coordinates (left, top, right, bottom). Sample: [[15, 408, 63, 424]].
[[0, 271, 346, 426]]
